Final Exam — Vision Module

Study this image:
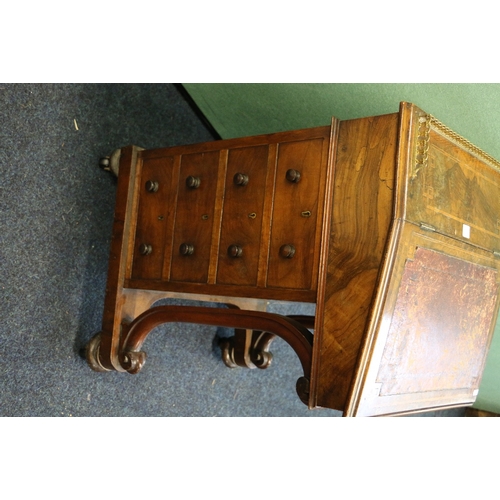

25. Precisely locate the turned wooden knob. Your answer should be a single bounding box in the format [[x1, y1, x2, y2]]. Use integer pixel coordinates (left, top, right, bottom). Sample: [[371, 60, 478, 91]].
[[286, 169, 301, 183], [179, 243, 195, 256], [279, 244, 296, 258], [145, 180, 159, 192], [139, 243, 152, 255], [228, 245, 243, 258], [186, 176, 201, 189], [233, 173, 249, 186]]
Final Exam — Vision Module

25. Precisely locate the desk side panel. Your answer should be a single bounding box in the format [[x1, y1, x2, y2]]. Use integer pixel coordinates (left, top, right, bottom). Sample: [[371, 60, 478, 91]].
[[312, 113, 399, 411]]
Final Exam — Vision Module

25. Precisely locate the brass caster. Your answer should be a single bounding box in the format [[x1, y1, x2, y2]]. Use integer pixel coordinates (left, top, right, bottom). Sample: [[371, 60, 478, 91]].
[[99, 157, 110, 169], [99, 149, 121, 177]]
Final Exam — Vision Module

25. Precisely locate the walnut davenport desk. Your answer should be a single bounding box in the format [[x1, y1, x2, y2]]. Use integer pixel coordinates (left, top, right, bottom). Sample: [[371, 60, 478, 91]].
[[86, 102, 500, 416]]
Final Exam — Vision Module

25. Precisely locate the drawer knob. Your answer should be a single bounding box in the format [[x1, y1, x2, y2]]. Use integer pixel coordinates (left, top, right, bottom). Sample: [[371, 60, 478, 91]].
[[139, 243, 153, 256], [186, 176, 201, 189], [145, 180, 159, 192], [279, 244, 296, 259], [179, 243, 195, 256], [228, 245, 243, 258], [233, 173, 249, 186], [286, 169, 301, 183]]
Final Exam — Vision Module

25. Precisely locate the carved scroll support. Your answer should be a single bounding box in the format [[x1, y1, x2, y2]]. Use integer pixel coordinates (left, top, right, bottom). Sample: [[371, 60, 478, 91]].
[[218, 309, 315, 371], [218, 303, 275, 370], [89, 305, 314, 404], [218, 330, 277, 370]]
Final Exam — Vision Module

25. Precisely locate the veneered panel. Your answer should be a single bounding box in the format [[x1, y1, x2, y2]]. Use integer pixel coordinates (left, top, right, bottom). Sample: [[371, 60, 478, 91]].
[[312, 113, 399, 410], [406, 122, 500, 253]]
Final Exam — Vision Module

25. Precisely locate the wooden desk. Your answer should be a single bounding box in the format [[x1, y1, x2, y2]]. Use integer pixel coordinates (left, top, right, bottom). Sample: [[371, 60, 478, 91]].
[[86, 102, 500, 416]]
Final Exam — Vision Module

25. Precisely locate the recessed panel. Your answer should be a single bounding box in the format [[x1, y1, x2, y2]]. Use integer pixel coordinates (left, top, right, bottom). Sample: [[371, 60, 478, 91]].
[[376, 247, 499, 396]]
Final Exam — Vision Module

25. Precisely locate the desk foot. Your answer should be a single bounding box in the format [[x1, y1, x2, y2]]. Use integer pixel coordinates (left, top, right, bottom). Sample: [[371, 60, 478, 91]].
[[296, 376, 310, 405], [85, 332, 112, 372]]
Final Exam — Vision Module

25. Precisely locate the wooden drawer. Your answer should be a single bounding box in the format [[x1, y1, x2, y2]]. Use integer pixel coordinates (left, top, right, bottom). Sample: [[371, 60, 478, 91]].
[[131, 155, 174, 281], [216, 145, 270, 286], [267, 138, 328, 290], [170, 151, 221, 283]]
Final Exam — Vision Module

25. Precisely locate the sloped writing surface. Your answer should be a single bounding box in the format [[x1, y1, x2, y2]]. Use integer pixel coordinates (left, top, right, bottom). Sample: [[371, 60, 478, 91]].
[[347, 223, 500, 417], [376, 247, 499, 396]]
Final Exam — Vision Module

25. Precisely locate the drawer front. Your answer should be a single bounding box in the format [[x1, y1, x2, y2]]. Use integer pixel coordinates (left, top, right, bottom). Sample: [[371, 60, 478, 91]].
[[267, 138, 326, 290], [131, 156, 174, 280], [217, 145, 269, 286], [126, 125, 334, 301], [170, 151, 220, 283]]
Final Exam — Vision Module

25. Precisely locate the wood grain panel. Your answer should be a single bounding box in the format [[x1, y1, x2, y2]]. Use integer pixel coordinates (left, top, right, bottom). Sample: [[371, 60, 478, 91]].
[[312, 113, 400, 411]]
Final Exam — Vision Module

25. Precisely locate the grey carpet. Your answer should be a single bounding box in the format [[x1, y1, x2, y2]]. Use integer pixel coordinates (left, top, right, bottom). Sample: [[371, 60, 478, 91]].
[[0, 83, 464, 417]]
